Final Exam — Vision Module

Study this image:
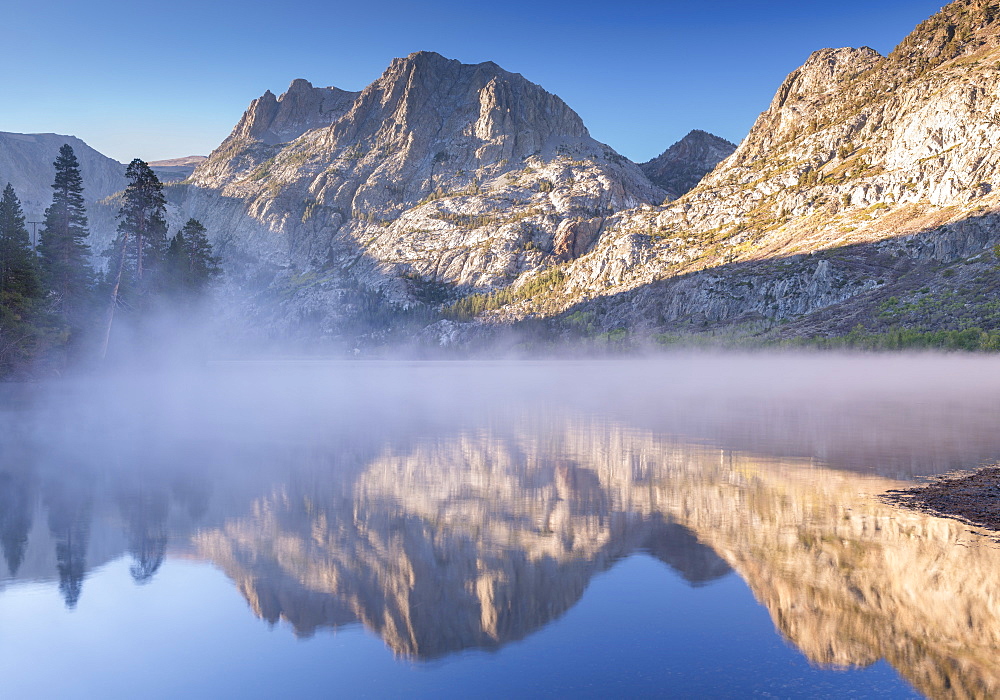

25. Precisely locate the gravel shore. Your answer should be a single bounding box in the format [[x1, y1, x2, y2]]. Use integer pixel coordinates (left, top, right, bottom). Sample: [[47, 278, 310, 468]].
[[883, 467, 1000, 531]]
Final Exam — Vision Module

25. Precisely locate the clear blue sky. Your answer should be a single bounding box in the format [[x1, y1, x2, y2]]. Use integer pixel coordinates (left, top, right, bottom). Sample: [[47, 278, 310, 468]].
[[0, 0, 947, 163]]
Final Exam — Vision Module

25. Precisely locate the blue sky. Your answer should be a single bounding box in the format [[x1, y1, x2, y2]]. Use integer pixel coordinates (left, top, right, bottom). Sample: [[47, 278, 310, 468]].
[[1, 0, 946, 163]]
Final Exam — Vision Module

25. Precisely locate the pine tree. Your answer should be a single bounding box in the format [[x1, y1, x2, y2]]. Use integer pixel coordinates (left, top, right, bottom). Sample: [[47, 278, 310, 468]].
[[0, 183, 41, 320], [107, 159, 167, 301], [36, 145, 93, 328], [101, 159, 168, 358], [165, 218, 221, 297], [0, 472, 35, 576]]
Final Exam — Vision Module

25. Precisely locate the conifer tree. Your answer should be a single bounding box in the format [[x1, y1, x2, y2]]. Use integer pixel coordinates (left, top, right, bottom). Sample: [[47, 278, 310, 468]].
[[0, 472, 35, 576], [165, 218, 221, 297], [101, 159, 168, 358], [0, 183, 41, 320], [108, 159, 167, 300], [36, 145, 93, 327]]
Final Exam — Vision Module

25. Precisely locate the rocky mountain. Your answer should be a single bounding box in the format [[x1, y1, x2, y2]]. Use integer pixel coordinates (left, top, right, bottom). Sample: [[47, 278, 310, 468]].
[[175, 0, 1000, 349], [172, 51, 664, 340], [639, 129, 736, 200], [492, 0, 1000, 343], [0, 132, 125, 251], [4, 0, 997, 350]]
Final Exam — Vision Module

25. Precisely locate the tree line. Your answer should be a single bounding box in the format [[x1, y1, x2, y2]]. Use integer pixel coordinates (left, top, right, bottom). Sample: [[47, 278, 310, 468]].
[[0, 144, 221, 376]]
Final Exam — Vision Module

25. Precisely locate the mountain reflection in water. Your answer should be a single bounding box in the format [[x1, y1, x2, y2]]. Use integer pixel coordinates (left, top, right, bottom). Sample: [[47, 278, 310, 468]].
[[3, 357, 1000, 698]]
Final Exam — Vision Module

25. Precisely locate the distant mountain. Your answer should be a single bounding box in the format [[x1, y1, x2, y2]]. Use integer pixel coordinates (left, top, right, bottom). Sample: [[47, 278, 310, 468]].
[[0, 132, 125, 251], [640, 130, 736, 200], [148, 155, 207, 183]]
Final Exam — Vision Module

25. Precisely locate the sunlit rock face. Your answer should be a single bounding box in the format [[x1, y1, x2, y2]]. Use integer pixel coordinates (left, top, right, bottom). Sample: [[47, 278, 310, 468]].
[[7, 4, 1000, 344], [510, 0, 1000, 336], [175, 51, 662, 337]]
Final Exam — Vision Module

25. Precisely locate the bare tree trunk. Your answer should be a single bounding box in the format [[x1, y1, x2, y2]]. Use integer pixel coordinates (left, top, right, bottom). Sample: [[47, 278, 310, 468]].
[[99, 232, 129, 361]]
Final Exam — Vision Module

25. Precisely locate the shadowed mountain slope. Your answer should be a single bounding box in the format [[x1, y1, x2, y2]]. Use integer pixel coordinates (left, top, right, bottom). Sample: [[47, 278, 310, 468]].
[[640, 129, 736, 199]]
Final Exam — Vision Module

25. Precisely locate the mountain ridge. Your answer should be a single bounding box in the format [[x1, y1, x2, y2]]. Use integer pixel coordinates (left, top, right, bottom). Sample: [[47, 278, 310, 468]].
[[473, 0, 1000, 346], [640, 129, 736, 199]]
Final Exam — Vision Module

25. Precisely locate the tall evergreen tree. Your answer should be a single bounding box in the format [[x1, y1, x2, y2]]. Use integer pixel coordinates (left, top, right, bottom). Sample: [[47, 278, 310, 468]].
[[165, 218, 221, 297], [0, 472, 35, 577], [102, 159, 168, 357], [111, 159, 167, 290], [0, 183, 41, 312], [36, 145, 93, 328]]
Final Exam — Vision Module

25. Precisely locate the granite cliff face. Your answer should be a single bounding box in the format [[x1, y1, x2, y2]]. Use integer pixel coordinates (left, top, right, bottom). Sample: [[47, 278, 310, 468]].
[[170, 52, 665, 340], [173, 51, 664, 339], [173, 0, 1000, 346], [639, 130, 736, 200], [5, 1, 998, 345], [509, 0, 1000, 339]]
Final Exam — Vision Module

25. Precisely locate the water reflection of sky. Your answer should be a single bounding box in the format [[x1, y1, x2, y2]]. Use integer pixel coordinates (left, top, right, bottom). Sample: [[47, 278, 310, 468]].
[[4, 356, 1000, 698], [0, 557, 918, 699]]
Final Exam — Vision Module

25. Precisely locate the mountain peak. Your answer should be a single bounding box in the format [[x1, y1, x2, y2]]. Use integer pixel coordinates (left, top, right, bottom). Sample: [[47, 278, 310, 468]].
[[323, 51, 592, 164], [286, 78, 314, 93], [227, 80, 360, 146], [640, 130, 736, 199]]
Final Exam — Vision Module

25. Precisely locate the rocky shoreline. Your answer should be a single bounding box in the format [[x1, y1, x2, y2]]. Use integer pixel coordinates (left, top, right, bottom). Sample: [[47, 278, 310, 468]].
[[883, 467, 1000, 532]]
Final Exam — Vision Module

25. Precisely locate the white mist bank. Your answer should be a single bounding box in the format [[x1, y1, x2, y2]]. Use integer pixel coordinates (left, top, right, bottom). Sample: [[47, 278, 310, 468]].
[[4, 352, 1000, 479]]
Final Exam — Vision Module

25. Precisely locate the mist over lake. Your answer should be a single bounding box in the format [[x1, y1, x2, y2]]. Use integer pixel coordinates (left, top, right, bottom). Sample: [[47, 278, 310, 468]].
[[1, 354, 998, 698]]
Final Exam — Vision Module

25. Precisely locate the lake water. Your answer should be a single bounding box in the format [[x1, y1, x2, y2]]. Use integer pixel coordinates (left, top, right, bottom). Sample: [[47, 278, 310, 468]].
[[3, 356, 1000, 699]]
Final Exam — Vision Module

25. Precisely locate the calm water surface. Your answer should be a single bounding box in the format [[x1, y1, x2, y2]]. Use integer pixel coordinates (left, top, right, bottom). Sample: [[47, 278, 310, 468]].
[[2, 356, 1000, 699]]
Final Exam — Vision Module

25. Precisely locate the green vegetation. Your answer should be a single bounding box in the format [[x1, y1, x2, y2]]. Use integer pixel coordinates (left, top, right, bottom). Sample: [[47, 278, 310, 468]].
[[431, 211, 498, 229], [38, 146, 94, 327], [0, 148, 225, 376], [792, 325, 1000, 352], [344, 145, 365, 161], [250, 157, 276, 181], [0, 184, 46, 375], [401, 271, 453, 305], [444, 266, 566, 320], [165, 219, 222, 299], [418, 180, 482, 205]]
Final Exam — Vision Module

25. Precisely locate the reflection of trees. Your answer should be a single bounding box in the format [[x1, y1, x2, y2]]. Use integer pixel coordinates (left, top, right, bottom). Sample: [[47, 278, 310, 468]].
[[0, 471, 35, 576], [118, 488, 169, 584], [44, 479, 93, 609]]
